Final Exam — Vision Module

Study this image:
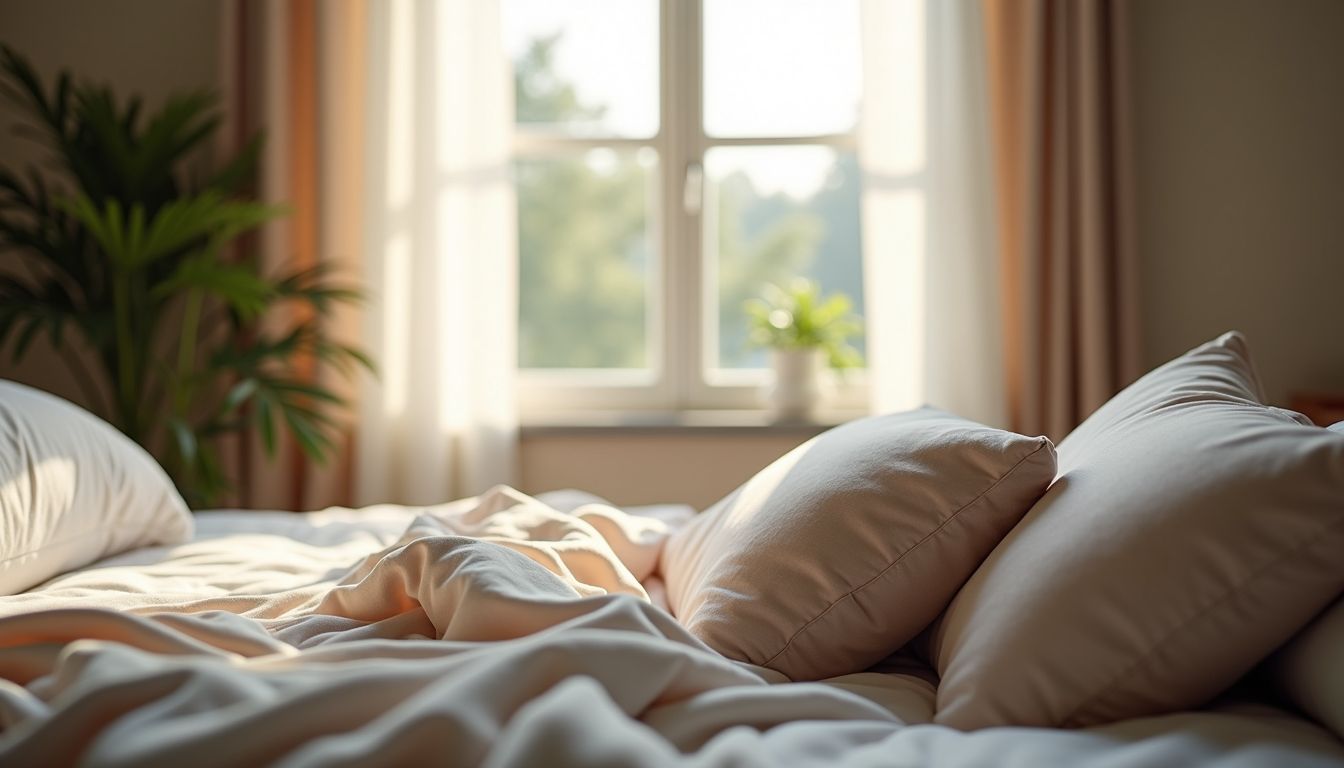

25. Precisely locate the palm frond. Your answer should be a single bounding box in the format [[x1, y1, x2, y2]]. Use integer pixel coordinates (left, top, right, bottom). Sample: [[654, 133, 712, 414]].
[[154, 254, 276, 319], [205, 133, 262, 195], [1, 45, 374, 507]]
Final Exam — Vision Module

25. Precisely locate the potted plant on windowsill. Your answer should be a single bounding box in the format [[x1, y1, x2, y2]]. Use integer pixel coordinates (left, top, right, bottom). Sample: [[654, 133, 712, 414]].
[[0, 46, 372, 507], [744, 279, 862, 420]]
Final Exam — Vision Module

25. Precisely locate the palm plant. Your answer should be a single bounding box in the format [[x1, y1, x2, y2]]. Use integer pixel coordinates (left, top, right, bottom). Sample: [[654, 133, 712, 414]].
[[0, 45, 372, 507]]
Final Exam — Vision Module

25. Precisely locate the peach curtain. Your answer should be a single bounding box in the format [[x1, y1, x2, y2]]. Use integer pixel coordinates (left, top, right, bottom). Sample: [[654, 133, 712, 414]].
[[220, 0, 367, 510], [221, 0, 519, 510], [983, 0, 1141, 439], [859, 0, 1007, 429]]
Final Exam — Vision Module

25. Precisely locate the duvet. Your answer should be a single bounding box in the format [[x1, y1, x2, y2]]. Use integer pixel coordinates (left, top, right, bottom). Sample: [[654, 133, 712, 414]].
[[0, 487, 1341, 767]]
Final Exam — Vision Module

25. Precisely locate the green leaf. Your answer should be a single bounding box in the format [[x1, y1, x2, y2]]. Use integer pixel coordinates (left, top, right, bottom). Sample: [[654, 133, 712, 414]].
[[120, 94, 141, 135], [0, 277, 82, 363], [210, 324, 308, 372], [314, 341, 377, 375], [283, 402, 342, 430], [11, 316, 44, 360], [63, 191, 283, 270], [62, 194, 124, 265], [341, 344, 377, 373], [74, 87, 140, 198], [190, 443, 231, 508], [154, 256, 275, 319], [280, 404, 334, 462], [138, 193, 279, 267], [124, 202, 146, 264], [206, 133, 263, 194], [132, 89, 219, 189], [0, 44, 58, 132], [222, 377, 258, 412], [264, 379, 345, 405], [169, 417, 198, 466], [255, 394, 277, 455]]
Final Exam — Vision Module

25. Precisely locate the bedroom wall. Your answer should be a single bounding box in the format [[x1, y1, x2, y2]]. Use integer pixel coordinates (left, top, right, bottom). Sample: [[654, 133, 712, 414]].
[[0, 0, 222, 407], [4, 0, 1340, 509], [520, 431, 810, 510], [1128, 0, 1344, 406]]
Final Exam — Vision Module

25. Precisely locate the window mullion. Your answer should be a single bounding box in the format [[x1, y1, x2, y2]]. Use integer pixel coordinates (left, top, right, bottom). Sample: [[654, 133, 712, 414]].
[[700, 133, 858, 150], [656, 0, 676, 411], [679, 0, 706, 410], [660, 0, 704, 411], [512, 134, 656, 155]]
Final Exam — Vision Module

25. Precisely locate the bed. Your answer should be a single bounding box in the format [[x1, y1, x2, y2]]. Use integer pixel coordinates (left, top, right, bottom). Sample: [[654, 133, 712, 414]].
[[2, 331, 1342, 766]]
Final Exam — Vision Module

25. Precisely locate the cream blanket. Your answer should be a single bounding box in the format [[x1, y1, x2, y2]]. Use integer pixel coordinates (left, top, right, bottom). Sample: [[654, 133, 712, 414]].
[[0, 487, 1340, 767]]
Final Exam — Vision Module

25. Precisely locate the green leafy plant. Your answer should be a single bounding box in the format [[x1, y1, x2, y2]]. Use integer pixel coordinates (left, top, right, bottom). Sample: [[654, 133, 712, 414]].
[[744, 278, 863, 369], [0, 45, 372, 507]]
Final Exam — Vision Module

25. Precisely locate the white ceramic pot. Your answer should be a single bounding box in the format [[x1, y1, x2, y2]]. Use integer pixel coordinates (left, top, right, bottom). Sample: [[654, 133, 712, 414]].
[[767, 347, 826, 420]]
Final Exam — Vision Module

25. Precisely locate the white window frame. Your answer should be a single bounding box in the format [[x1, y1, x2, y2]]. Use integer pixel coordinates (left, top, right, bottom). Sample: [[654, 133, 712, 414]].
[[516, 0, 869, 420]]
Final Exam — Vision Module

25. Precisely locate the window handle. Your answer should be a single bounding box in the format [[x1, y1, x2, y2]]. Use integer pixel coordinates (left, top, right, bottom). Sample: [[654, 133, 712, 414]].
[[683, 161, 704, 215]]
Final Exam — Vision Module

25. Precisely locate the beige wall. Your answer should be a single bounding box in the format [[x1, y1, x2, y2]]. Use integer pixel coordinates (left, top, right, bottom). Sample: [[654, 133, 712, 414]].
[[1128, 0, 1344, 405], [519, 430, 813, 510], [5, 1, 1340, 509], [0, 0, 222, 405]]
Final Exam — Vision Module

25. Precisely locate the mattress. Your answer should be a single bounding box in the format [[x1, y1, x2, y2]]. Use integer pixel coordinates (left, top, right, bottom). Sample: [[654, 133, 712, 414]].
[[0, 491, 1341, 767]]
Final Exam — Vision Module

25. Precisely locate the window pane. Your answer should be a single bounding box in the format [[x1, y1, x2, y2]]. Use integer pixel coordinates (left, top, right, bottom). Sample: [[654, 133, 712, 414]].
[[704, 0, 861, 137], [504, 0, 659, 138], [518, 149, 657, 370], [706, 146, 865, 370]]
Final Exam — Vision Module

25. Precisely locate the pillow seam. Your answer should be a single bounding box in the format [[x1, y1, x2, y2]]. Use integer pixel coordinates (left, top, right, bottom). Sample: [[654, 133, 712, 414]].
[[759, 439, 1051, 672], [1057, 511, 1344, 727]]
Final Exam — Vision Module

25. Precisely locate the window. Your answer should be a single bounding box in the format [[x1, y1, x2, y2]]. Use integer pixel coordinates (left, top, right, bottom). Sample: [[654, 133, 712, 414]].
[[505, 0, 866, 416]]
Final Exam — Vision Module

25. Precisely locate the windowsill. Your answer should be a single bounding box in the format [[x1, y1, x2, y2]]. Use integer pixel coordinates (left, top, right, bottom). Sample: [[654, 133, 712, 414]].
[[520, 409, 865, 436]]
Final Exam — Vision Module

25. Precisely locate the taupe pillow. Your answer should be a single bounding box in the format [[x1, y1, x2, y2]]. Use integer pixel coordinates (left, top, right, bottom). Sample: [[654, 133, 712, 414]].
[[1268, 594, 1344, 740], [932, 332, 1344, 729], [660, 408, 1056, 681]]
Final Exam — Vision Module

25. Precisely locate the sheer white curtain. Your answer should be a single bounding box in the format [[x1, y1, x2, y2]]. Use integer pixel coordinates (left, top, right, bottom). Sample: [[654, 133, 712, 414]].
[[859, 0, 1007, 427], [356, 0, 518, 505]]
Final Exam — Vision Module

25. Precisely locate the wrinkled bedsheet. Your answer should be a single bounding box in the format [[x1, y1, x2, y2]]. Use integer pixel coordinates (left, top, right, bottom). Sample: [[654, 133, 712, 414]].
[[0, 487, 1341, 767]]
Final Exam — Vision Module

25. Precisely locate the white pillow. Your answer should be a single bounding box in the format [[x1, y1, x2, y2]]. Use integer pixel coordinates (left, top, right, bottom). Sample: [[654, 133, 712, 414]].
[[0, 380, 192, 594]]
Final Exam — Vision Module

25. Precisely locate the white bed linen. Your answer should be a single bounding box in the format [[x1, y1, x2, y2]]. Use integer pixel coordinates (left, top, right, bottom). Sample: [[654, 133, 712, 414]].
[[0, 488, 1340, 767]]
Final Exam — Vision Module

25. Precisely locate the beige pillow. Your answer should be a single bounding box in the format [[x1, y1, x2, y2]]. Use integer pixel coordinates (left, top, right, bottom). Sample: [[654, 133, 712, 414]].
[[660, 408, 1056, 681], [0, 380, 193, 594], [932, 332, 1344, 729], [1267, 594, 1344, 740]]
